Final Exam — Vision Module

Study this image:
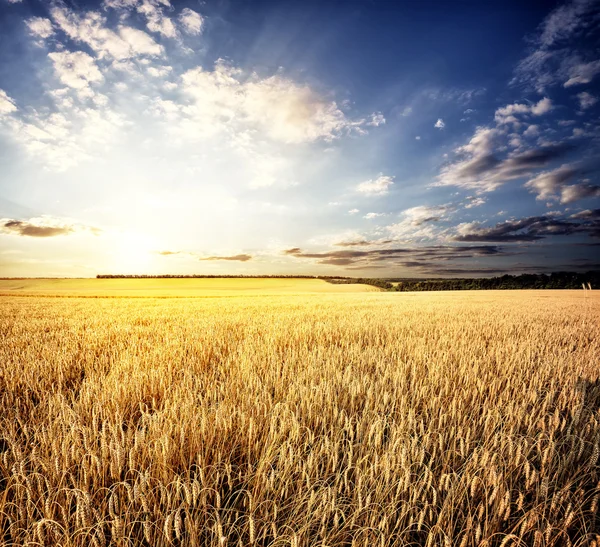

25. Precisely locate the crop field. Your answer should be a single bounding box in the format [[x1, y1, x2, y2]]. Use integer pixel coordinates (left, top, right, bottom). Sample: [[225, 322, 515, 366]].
[[1, 287, 599, 546], [0, 278, 377, 298]]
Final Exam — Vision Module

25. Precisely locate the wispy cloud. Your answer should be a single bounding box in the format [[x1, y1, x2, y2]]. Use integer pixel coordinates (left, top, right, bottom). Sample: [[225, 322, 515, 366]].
[[512, 0, 600, 91], [158, 250, 253, 261]]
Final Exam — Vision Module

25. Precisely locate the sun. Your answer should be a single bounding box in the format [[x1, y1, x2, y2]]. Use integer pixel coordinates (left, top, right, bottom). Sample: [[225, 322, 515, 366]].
[[114, 232, 157, 273]]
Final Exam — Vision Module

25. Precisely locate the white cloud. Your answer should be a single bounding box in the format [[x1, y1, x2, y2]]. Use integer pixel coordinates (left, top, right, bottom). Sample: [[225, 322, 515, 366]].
[[0, 89, 17, 116], [576, 91, 597, 109], [48, 51, 104, 90], [25, 17, 54, 39], [2, 80, 126, 170], [523, 124, 540, 137], [495, 97, 553, 125], [530, 97, 553, 115], [50, 6, 163, 60], [402, 205, 450, 225], [434, 118, 445, 129], [348, 209, 359, 215], [178, 62, 374, 144], [415, 135, 421, 140], [384, 205, 451, 242], [147, 65, 172, 78], [119, 26, 164, 56], [103, 0, 178, 39], [179, 8, 204, 35], [564, 59, 600, 87], [138, 0, 178, 39], [363, 212, 384, 219], [464, 197, 486, 208], [368, 113, 386, 126], [356, 175, 394, 196]]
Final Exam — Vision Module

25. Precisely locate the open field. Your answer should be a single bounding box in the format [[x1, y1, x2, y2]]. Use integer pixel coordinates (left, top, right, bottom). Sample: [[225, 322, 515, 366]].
[[1, 290, 599, 546], [0, 278, 378, 298]]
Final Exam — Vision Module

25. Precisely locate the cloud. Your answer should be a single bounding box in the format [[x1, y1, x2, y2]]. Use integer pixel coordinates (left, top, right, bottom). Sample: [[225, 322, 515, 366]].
[[494, 97, 553, 125], [348, 209, 359, 215], [50, 6, 163, 60], [25, 17, 55, 39], [512, 0, 600, 91], [437, 128, 574, 192], [158, 250, 252, 261], [283, 244, 506, 269], [464, 196, 486, 208], [1, 8, 380, 180], [577, 91, 598, 110], [363, 212, 385, 219], [525, 164, 579, 201], [103, 0, 178, 39], [0, 89, 17, 116], [383, 204, 452, 242], [0, 217, 98, 237], [571, 208, 600, 220], [564, 59, 600, 87], [434, 118, 445, 129], [146, 65, 172, 78], [179, 62, 376, 144], [179, 8, 204, 35], [537, 0, 593, 47], [523, 124, 540, 137], [356, 174, 394, 196], [334, 239, 393, 247], [560, 182, 600, 203], [137, 0, 178, 39], [48, 51, 104, 90], [2, 98, 126, 170], [525, 164, 600, 203], [402, 205, 450, 225], [454, 211, 599, 242], [201, 254, 252, 262]]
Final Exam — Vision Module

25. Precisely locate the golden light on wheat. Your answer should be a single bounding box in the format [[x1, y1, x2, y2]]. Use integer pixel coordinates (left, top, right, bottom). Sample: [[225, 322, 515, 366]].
[[0, 287, 598, 546]]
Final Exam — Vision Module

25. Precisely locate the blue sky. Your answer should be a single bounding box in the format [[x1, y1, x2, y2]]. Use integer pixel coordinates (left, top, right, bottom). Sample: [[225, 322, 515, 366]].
[[0, 0, 599, 277]]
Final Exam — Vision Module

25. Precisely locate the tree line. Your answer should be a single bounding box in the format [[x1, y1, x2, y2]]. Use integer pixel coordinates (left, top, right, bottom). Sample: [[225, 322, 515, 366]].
[[388, 271, 599, 291], [95, 271, 598, 290]]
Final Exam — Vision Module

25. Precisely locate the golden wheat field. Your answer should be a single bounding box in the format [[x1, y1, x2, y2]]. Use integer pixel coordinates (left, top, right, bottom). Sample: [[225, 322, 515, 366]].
[[1, 283, 599, 547]]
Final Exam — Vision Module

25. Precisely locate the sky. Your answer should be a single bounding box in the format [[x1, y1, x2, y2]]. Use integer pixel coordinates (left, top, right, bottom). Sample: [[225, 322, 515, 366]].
[[0, 0, 599, 278]]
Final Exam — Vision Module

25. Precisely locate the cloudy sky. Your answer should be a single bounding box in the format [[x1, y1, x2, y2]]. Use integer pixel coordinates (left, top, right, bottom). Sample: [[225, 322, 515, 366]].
[[0, 0, 599, 277]]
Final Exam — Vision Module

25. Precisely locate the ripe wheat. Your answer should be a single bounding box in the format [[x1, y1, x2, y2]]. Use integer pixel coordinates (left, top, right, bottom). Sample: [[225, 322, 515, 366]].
[[0, 290, 598, 546]]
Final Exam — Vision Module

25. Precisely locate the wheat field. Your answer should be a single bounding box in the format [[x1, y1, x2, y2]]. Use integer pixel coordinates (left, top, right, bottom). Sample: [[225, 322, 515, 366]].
[[1, 286, 599, 546]]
